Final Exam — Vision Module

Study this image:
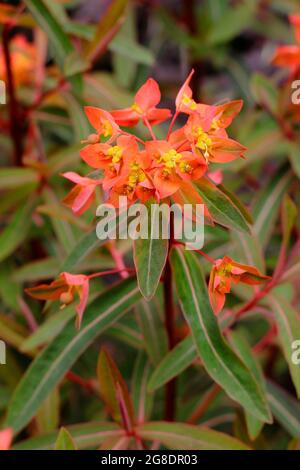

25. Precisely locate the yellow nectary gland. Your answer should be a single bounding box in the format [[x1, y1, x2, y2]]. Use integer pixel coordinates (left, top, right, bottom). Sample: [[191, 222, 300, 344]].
[[159, 149, 192, 175], [102, 120, 113, 138], [131, 102, 143, 114], [217, 263, 233, 278], [192, 126, 212, 160], [107, 145, 123, 163], [126, 162, 146, 191], [182, 93, 197, 110]]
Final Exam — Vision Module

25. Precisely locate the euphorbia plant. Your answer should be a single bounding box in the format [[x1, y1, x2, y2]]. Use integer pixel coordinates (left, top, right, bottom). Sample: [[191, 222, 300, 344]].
[[2, 1, 300, 453], [22, 72, 274, 439]]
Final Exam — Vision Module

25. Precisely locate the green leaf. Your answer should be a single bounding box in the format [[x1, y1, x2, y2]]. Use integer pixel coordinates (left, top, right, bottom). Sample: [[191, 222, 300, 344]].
[[132, 353, 153, 423], [218, 184, 253, 225], [5, 278, 140, 433], [84, 0, 128, 61], [194, 179, 251, 234], [24, 0, 82, 93], [207, 3, 255, 46], [267, 381, 300, 438], [55, 428, 77, 450], [109, 35, 154, 66], [61, 209, 127, 272], [228, 330, 270, 440], [14, 422, 123, 450], [136, 298, 168, 366], [253, 168, 293, 248], [288, 140, 300, 178], [266, 293, 300, 397], [171, 247, 272, 422], [251, 73, 279, 116], [97, 349, 135, 428], [148, 336, 196, 391], [0, 168, 39, 190], [136, 422, 251, 450], [281, 193, 297, 248], [134, 201, 169, 300], [0, 197, 37, 263]]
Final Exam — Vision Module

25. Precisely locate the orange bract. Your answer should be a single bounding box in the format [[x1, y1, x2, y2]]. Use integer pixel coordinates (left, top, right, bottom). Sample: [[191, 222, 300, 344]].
[[26, 272, 90, 329], [110, 78, 171, 126], [0, 428, 13, 451], [208, 256, 270, 315], [273, 14, 300, 72]]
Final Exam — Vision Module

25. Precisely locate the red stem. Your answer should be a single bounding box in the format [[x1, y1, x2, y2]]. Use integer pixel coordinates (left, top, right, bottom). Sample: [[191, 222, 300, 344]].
[[164, 216, 176, 421], [2, 25, 23, 165]]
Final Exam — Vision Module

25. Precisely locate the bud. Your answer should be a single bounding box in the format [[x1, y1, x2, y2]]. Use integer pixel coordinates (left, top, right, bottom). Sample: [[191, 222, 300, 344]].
[[60, 291, 74, 306], [87, 133, 99, 144]]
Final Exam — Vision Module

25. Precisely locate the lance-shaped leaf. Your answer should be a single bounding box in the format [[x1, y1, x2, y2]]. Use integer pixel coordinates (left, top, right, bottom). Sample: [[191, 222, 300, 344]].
[[228, 330, 271, 440], [134, 201, 169, 300], [14, 422, 124, 450], [148, 336, 196, 391], [0, 197, 37, 263], [194, 179, 251, 234], [5, 278, 140, 434], [97, 349, 134, 430], [84, 0, 128, 61], [24, 0, 82, 93], [0, 168, 39, 190], [171, 247, 271, 422], [55, 428, 77, 450], [251, 73, 279, 115], [267, 381, 300, 438], [136, 298, 168, 365], [131, 352, 153, 423], [281, 194, 297, 249], [136, 422, 251, 450], [253, 167, 293, 248], [61, 208, 127, 272], [266, 293, 300, 397]]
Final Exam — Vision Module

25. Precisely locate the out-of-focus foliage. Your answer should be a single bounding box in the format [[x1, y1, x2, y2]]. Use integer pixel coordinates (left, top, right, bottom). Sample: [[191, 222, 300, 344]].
[[0, 0, 300, 451]]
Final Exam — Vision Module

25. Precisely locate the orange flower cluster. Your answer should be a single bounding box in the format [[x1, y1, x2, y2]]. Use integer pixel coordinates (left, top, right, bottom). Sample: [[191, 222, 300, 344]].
[[208, 256, 270, 315], [0, 34, 36, 86], [273, 14, 300, 73], [63, 71, 246, 214]]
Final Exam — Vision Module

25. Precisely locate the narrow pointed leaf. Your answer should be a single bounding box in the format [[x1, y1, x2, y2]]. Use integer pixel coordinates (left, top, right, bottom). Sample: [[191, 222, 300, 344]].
[[267, 381, 300, 438], [134, 201, 169, 300], [171, 246, 271, 422], [137, 421, 251, 450], [55, 428, 77, 450], [194, 179, 250, 233], [97, 349, 134, 429], [5, 278, 140, 433], [266, 293, 300, 397]]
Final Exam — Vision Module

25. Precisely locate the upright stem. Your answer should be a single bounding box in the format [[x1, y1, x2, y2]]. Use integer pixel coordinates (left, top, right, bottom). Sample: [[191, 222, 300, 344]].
[[164, 215, 176, 421], [2, 25, 23, 166]]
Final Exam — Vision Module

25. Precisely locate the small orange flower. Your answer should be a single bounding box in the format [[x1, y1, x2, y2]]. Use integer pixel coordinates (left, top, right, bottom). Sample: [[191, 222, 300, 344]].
[[107, 150, 155, 205], [0, 428, 13, 451], [175, 69, 198, 114], [273, 14, 300, 73], [83, 107, 120, 144], [208, 256, 270, 315], [0, 35, 36, 86], [146, 140, 207, 199], [110, 78, 171, 127], [62, 172, 102, 215], [184, 112, 246, 163], [80, 135, 139, 192], [26, 272, 90, 329]]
